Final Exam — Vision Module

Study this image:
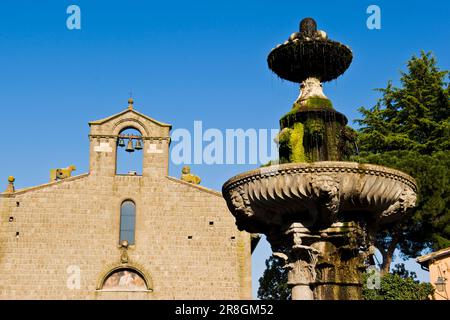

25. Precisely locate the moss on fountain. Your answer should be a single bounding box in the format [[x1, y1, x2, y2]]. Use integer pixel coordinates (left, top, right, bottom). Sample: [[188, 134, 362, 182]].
[[296, 97, 333, 109], [278, 104, 349, 164], [278, 124, 308, 163], [290, 123, 307, 163]]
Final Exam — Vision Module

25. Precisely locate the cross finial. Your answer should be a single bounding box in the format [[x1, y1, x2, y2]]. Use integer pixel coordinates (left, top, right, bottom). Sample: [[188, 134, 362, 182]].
[[128, 92, 134, 110]]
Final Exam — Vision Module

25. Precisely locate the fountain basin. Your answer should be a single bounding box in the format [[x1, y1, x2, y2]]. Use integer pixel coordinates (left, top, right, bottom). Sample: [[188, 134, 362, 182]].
[[222, 161, 417, 234], [268, 40, 353, 83]]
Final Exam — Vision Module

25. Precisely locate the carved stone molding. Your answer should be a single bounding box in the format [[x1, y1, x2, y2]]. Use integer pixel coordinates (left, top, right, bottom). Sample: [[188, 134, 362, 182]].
[[223, 161, 417, 232], [223, 162, 416, 191]]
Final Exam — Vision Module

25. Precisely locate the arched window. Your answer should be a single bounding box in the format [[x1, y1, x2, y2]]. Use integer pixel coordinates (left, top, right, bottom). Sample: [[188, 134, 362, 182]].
[[120, 200, 136, 245], [116, 127, 144, 175]]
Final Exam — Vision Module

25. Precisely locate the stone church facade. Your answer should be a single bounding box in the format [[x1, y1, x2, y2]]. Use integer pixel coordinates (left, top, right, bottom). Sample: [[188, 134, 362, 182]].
[[0, 100, 252, 299]]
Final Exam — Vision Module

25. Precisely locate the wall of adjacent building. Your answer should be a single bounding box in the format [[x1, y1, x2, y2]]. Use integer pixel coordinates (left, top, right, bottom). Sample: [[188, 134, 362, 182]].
[[429, 256, 450, 300]]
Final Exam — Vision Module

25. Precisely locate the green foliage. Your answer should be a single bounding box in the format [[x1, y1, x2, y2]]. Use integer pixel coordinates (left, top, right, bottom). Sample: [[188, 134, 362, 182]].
[[391, 263, 417, 279], [340, 126, 358, 160], [356, 51, 450, 155], [355, 51, 450, 263], [257, 256, 291, 300], [362, 265, 434, 300]]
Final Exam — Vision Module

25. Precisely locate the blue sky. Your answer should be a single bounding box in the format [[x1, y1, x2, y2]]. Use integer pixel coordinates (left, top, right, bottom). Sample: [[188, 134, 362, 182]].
[[0, 0, 449, 297]]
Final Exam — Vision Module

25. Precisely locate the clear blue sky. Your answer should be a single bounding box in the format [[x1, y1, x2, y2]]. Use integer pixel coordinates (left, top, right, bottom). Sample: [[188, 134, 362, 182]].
[[1, 0, 448, 297]]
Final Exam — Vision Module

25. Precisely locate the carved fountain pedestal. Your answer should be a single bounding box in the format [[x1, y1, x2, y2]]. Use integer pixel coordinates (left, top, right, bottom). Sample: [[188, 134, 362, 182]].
[[222, 18, 417, 300], [280, 221, 366, 300]]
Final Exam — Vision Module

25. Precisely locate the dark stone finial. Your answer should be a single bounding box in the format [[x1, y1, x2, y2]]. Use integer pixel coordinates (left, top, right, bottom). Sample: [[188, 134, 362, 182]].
[[267, 16, 352, 83], [300, 18, 317, 35]]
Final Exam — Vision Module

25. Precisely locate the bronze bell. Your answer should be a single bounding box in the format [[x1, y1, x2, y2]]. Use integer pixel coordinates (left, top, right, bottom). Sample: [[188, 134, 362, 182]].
[[125, 139, 134, 152], [118, 138, 125, 147], [134, 139, 143, 150]]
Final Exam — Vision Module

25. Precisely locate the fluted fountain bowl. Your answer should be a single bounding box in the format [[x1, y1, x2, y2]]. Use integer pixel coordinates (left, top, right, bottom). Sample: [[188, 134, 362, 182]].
[[268, 39, 353, 83], [222, 162, 417, 234]]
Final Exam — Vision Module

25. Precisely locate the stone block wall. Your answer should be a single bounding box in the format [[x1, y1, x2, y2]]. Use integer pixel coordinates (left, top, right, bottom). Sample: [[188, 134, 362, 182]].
[[0, 174, 251, 299]]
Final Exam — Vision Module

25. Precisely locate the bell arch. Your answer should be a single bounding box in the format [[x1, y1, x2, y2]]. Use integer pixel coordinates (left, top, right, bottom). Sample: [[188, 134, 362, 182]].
[[115, 126, 144, 175], [88, 100, 172, 177], [112, 118, 149, 137]]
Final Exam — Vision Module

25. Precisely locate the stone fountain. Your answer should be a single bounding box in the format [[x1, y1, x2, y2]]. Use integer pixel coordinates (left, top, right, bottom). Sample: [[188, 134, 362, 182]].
[[222, 18, 417, 300]]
